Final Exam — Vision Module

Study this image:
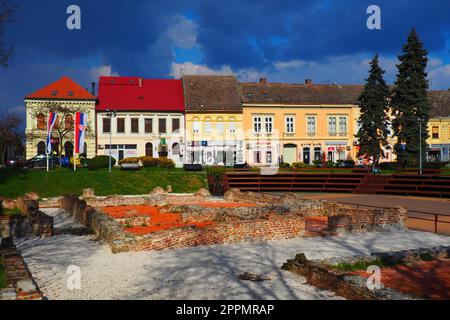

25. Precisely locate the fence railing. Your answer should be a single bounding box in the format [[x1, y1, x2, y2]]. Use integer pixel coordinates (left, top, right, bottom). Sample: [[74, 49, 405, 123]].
[[337, 201, 450, 235]]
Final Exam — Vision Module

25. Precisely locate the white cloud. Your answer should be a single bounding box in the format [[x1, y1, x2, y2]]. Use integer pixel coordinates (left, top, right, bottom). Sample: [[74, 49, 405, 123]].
[[89, 65, 119, 79], [428, 59, 450, 90], [168, 15, 198, 50], [170, 62, 234, 78]]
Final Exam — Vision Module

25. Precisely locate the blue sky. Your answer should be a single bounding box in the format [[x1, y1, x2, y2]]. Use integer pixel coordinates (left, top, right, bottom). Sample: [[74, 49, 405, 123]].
[[1, 0, 450, 118]]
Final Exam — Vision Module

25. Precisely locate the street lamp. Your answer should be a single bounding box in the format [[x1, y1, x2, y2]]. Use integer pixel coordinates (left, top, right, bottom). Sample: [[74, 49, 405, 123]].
[[106, 109, 117, 173], [417, 116, 426, 175]]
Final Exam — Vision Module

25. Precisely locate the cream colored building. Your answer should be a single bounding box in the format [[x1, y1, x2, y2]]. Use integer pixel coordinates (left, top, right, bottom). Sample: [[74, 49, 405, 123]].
[[25, 76, 96, 159], [182, 75, 244, 165], [240, 79, 362, 166]]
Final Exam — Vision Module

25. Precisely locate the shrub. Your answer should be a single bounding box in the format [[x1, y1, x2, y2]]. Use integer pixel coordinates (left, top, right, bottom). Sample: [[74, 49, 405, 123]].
[[325, 161, 335, 168], [292, 162, 314, 169], [159, 158, 175, 169], [88, 155, 115, 170], [312, 160, 322, 168], [279, 162, 291, 169], [379, 162, 399, 171], [118, 157, 140, 165], [207, 166, 226, 196], [139, 157, 160, 167]]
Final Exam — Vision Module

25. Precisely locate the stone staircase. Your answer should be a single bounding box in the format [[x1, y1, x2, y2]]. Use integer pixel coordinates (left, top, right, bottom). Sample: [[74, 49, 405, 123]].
[[353, 174, 390, 194]]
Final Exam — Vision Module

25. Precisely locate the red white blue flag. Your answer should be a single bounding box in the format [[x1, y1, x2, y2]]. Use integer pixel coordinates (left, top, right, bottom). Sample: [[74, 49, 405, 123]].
[[46, 112, 57, 155], [75, 112, 87, 154]]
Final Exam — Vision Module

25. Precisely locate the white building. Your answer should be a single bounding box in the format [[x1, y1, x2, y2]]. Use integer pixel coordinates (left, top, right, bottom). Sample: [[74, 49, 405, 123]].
[[96, 77, 186, 166]]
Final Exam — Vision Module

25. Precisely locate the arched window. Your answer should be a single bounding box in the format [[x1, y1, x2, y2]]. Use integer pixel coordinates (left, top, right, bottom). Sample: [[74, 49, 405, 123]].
[[204, 117, 212, 134], [37, 141, 46, 155], [145, 142, 153, 157], [172, 143, 180, 156], [216, 117, 224, 134], [37, 114, 46, 130], [228, 116, 236, 134], [64, 141, 74, 157], [65, 114, 74, 130]]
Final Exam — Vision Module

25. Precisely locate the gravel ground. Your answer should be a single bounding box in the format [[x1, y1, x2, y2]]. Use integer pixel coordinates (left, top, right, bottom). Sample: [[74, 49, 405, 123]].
[[16, 209, 450, 300]]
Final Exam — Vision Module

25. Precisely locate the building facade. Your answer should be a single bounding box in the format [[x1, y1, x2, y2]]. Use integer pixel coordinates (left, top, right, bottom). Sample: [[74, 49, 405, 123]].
[[241, 79, 362, 166], [183, 75, 244, 165], [25, 76, 96, 159], [426, 91, 450, 162], [96, 77, 185, 166]]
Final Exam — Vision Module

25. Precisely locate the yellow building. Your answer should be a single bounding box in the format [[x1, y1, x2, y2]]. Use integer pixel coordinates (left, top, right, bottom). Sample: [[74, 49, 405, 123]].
[[426, 90, 450, 162], [182, 75, 244, 165], [240, 79, 363, 166]]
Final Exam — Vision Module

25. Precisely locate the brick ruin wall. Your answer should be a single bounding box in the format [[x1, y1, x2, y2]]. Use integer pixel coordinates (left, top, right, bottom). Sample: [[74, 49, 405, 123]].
[[59, 189, 407, 253], [0, 197, 54, 241]]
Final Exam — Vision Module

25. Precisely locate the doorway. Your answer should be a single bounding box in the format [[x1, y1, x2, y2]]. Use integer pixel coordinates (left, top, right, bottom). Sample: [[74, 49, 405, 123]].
[[283, 144, 297, 164]]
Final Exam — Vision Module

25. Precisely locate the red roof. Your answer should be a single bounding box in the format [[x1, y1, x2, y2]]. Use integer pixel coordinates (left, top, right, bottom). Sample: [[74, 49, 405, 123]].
[[96, 77, 185, 112], [26, 76, 96, 100]]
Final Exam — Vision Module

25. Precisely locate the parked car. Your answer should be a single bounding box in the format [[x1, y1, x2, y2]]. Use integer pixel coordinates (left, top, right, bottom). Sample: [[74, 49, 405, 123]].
[[25, 155, 60, 169], [5, 156, 25, 168], [339, 160, 356, 168]]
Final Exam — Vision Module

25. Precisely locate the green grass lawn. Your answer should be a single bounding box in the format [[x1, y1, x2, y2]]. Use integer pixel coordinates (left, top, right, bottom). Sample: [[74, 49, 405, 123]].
[[0, 167, 207, 199], [0, 261, 6, 289]]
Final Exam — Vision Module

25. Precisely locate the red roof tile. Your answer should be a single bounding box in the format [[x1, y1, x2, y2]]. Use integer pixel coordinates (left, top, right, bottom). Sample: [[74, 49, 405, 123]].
[[25, 76, 96, 100], [96, 76, 185, 112]]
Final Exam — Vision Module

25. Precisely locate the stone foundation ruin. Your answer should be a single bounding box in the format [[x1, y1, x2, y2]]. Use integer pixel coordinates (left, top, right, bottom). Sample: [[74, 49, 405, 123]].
[[58, 188, 408, 253]]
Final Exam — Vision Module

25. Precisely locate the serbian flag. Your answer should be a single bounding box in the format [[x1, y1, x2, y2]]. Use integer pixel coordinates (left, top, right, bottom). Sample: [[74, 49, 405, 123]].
[[46, 112, 57, 155], [74, 112, 87, 154]]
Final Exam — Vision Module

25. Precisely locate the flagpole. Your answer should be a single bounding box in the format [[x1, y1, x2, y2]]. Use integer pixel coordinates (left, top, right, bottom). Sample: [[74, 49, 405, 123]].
[[74, 112, 77, 172], [46, 153, 49, 172]]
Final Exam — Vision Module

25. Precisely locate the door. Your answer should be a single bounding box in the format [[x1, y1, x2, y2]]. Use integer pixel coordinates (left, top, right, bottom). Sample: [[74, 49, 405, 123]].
[[303, 148, 311, 164], [283, 144, 297, 164], [119, 150, 124, 161]]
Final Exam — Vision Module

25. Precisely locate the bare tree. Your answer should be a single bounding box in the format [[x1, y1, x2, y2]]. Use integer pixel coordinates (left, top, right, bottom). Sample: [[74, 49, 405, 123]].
[[0, 113, 21, 164], [0, 0, 16, 68], [29, 103, 93, 156]]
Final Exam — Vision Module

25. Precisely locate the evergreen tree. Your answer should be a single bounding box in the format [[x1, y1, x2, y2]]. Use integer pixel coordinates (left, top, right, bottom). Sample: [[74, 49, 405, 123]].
[[391, 28, 431, 165], [356, 54, 390, 168]]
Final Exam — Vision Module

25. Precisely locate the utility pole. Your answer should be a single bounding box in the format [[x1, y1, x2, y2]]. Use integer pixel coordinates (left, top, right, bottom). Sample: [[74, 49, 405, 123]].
[[106, 109, 117, 173]]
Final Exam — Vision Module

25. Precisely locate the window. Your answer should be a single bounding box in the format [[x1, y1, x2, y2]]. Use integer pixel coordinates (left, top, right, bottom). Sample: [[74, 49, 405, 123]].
[[253, 117, 262, 133], [145, 118, 153, 133], [265, 116, 273, 133], [117, 118, 125, 133], [37, 114, 46, 130], [266, 151, 272, 164], [65, 114, 74, 130], [254, 151, 261, 164], [159, 118, 166, 134], [131, 118, 139, 133], [339, 117, 347, 136], [217, 118, 224, 134], [37, 141, 46, 155], [285, 116, 295, 133], [432, 126, 440, 139], [228, 117, 236, 134], [145, 143, 153, 157], [193, 120, 200, 134], [172, 143, 180, 156], [307, 116, 316, 136], [314, 147, 322, 161], [328, 117, 337, 136], [205, 118, 212, 134], [103, 118, 111, 133], [172, 118, 180, 133]]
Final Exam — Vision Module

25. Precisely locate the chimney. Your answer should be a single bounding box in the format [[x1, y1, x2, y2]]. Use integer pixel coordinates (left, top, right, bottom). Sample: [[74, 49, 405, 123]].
[[260, 77, 267, 84], [305, 79, 313, 85], [139, 77, 143, 88], [91, 82, 96, 96]]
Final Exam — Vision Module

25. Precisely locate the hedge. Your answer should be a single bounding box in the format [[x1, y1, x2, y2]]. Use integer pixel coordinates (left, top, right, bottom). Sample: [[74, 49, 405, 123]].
[[88, 155, 116, 170]]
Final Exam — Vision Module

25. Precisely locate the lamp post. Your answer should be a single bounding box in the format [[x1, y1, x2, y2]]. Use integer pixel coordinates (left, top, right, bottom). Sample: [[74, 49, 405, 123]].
[[106, 109, 117, 173], [417, 117, 426, 175]]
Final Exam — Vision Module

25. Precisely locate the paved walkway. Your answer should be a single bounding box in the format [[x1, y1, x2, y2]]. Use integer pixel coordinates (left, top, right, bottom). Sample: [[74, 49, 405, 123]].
[[302, 194, 450, 235], [16, 208, 450, 300], [302, 194, 450, 215]]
